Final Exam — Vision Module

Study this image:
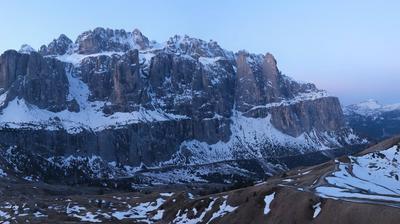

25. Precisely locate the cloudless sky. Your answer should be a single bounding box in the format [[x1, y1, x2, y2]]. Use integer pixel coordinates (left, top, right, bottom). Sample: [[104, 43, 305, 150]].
[[0, 0, 399, 105]]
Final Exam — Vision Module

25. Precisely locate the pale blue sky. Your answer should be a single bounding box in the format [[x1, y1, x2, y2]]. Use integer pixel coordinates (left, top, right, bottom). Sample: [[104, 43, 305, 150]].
[[0, 0, 399, 105]]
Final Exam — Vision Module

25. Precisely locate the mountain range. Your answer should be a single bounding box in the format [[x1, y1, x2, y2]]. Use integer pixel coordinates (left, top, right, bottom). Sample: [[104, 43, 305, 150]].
[[0, 27, 367, 185], [344, 99, 400, 141]]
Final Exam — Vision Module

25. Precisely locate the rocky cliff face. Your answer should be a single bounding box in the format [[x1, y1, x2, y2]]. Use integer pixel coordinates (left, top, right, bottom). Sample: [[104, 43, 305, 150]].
[[0, 27, 364, 182], [0, 50, 72, 112]]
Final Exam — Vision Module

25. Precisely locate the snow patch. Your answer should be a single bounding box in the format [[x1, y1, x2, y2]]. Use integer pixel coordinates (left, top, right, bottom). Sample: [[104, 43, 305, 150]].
[[248, 90, 329, 111], [33, 211, 47, 218], [173, 198, 217, 224], [160, 192, 174, 197], [0, 210, 11, 219], [112, 197, 165, 222], [55, 52, 124, 66], [199, 56, 223, 66], [263, 192, 275, 215], [0, 168, 7, 177], [207, 197, 238, 223], [282, 179, 294, 182], [18, 44, 36, 54], [312, 202, 321, 218]]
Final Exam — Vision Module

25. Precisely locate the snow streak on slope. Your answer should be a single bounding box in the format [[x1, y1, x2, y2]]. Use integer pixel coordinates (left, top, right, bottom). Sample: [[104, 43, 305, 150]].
[[248, 90, 329, 111], [316, 145, 400, 203], [207, 196, 237, 224], [112, 197, 167, 222], [172, 196, 236, 224], [312, 202, 321, 218], [56, 52, 125, 66]]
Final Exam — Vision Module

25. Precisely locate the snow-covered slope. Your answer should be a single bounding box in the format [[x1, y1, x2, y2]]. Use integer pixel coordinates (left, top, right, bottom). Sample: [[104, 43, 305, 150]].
[[344, 99, 400, 117], [344, 100, 400, 140], [316, 144, 400, 203]]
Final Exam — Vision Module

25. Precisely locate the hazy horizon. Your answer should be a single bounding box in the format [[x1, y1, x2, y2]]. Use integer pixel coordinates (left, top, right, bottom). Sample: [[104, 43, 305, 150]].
[[0, 0, 399, 105]]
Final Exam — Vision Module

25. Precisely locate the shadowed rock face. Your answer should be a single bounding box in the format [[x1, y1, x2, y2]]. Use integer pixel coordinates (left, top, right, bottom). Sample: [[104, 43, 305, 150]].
[[246, 97, 345, 136], [235, 51, 262, 111], [262, 53, 281, 102], [0, 28, 361, 170], [0, 50, 70, 112], [145, 52, 236, 119], [79, 49, 144, 112]]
